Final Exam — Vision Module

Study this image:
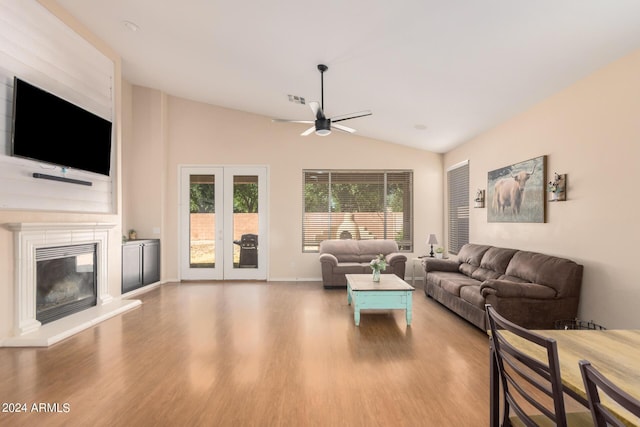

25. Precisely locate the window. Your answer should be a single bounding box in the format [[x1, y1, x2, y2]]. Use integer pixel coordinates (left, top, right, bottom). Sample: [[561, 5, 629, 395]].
[[303, 170, 413, 252], [447, 161, 469, 255]]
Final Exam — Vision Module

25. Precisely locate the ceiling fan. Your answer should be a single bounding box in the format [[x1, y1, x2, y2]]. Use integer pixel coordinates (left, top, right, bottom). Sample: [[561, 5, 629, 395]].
[[273, 64, 372, 136]]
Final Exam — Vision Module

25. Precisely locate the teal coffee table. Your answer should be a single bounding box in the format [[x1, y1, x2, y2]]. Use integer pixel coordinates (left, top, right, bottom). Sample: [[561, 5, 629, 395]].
[[346, 273, 415, 326]]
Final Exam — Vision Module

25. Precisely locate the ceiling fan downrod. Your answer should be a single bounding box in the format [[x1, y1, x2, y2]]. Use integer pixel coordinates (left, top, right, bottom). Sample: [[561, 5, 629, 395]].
[[318, 64, 327, 112]]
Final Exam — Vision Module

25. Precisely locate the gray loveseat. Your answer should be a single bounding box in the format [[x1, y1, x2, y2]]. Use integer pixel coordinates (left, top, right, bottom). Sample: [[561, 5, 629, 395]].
[[319, 239, 407, 288], [422, 243, 583, 330]]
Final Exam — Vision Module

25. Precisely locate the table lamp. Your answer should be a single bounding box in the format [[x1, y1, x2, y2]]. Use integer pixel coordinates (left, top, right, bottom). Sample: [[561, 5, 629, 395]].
[[427, 234, 438, 257]]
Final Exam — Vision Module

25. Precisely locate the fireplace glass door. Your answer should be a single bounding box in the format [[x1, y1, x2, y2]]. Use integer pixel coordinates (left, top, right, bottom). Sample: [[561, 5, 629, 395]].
[[36, 243, 97, 324]]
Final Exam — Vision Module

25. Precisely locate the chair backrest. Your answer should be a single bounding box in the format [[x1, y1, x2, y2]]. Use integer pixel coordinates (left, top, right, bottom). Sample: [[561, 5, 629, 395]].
[[485, 304, 569, 427], [579, 359, 640, 427]]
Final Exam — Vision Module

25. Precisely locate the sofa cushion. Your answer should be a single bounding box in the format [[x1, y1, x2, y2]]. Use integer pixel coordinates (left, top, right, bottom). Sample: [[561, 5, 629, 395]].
[[356, 240, 400, 262], [459, 263, 477, 277], [471, 247, 518, 281], [319, 240, 362, 262], [505, 251, 583, 297], [480, 247, 518, 274], [333, 262, 368, 275], [440, 275, 482, 297], [425, 271, 450, 289], [458, 243, 492, 264], [457, 244, 492, 277], [505, 251, 547, 283], [471, 268, 502, 282]]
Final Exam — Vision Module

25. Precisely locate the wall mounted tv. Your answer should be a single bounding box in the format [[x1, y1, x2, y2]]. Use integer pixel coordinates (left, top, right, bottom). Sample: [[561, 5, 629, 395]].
[[11, 77, 113, 176]]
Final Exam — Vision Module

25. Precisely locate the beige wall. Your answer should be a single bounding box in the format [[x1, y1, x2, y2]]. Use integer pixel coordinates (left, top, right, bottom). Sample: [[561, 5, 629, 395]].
[[0, 1, 123, 339], [125, 87, 443, 282], [444, 48, 640, 329], [122, 85, 166, 240]]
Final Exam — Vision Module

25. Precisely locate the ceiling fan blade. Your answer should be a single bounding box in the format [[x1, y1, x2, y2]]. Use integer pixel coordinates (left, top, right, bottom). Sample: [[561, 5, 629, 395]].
[[309, 101, 326, 120], [331, 110, 372, 123], [274, 65, 371, 138], [301, 126, 316, 136], [272, 118, 314, 124], [333, 123, 356, 133]]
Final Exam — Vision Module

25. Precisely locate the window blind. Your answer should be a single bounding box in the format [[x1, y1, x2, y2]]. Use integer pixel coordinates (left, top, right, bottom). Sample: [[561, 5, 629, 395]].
[[447, 161, 469, 255], [303, 170, 413, 252]]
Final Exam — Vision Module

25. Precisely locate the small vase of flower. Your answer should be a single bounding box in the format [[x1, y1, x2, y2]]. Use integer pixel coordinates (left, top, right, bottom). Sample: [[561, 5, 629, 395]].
[[547, 172, 565, 201], [370, 254, 387, 282]]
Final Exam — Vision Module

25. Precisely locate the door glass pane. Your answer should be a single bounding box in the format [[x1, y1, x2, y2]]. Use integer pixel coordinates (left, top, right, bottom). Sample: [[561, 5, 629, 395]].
[[232, 175, 259, 269], [189, 175, 215, 268]]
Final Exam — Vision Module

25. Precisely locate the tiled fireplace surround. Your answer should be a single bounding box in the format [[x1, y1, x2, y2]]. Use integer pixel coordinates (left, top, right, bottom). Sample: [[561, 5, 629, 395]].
[[3, 223, 141, 347]]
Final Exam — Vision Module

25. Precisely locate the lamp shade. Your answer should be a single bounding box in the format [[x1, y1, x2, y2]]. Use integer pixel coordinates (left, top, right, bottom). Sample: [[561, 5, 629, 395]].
[[427, 234, 438, 245]]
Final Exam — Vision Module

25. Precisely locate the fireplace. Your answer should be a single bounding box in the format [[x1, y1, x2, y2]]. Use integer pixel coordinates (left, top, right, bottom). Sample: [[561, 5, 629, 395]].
[[36, 244, 98, 324], [3, 222, 142, 347]]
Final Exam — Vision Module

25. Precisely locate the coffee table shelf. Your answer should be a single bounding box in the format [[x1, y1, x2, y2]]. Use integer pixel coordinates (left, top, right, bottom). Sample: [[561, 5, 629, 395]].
[[345, 274, 415, 326]]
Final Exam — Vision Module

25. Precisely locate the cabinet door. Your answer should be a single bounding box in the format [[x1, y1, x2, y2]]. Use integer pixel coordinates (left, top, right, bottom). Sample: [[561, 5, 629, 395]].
[[122, 244, 142, 292], [142, 241, 160, 285]]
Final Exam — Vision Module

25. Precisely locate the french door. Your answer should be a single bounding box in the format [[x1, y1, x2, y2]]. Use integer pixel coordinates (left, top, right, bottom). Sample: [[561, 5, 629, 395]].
[[179, 166, 267, 280]]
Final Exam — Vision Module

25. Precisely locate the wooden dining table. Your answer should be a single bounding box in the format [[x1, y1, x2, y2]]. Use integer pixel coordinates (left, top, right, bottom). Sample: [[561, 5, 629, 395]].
[[490, 329, 640, 427]]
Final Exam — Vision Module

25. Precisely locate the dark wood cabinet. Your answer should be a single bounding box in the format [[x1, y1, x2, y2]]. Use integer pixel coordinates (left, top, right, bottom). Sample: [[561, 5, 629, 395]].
[[122, 239, 160, 293], [122, 243, 142, 292]]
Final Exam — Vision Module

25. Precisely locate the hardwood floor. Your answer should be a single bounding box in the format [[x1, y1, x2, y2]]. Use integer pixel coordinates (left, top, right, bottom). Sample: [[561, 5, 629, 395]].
[[0, 281, 491, 426]]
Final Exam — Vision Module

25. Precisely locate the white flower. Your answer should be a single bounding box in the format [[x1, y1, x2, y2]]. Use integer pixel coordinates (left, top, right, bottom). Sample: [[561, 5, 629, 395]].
[[370, 254, 387, 271]]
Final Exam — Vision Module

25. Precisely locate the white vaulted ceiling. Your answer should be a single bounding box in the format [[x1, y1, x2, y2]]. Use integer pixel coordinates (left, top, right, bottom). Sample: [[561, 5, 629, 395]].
[[57, 0, 640, 152]]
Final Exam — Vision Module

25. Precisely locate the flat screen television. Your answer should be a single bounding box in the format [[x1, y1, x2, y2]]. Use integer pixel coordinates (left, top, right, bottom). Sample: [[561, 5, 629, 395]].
[[11, 77, 113, 176]]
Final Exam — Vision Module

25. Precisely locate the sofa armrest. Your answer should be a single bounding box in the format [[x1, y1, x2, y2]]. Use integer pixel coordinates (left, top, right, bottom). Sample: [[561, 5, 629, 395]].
[[385, 252, 407, 265], [480, 280, 557, 299], [319, 253, 338, 267], [422, 258, 459, 273]]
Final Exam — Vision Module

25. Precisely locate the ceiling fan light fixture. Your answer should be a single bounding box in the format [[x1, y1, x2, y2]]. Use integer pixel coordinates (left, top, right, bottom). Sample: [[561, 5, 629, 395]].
[[315, 118, 331, 136]]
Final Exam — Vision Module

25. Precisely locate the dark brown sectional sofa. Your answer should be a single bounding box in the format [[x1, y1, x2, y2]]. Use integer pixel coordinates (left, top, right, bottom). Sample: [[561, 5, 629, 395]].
[[422, 243, 583, 330]]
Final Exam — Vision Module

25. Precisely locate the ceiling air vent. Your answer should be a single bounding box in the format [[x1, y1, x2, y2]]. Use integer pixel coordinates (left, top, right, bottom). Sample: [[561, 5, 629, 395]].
[[288, 95, 305, 105]]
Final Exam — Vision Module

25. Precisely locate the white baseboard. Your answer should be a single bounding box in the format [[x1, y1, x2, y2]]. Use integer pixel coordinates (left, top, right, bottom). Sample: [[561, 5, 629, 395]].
[[121, 280, 166, 298]]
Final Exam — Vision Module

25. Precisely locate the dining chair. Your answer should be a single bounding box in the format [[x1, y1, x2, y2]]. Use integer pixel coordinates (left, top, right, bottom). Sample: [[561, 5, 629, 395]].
[[485, 304, 592, 427], [579, 359, 640, 427]]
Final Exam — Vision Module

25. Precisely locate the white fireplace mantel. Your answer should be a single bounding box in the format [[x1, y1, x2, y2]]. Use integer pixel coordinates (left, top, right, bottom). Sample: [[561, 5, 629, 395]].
[[3, 222, 141, 347], [5, 222, 118, 232]]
